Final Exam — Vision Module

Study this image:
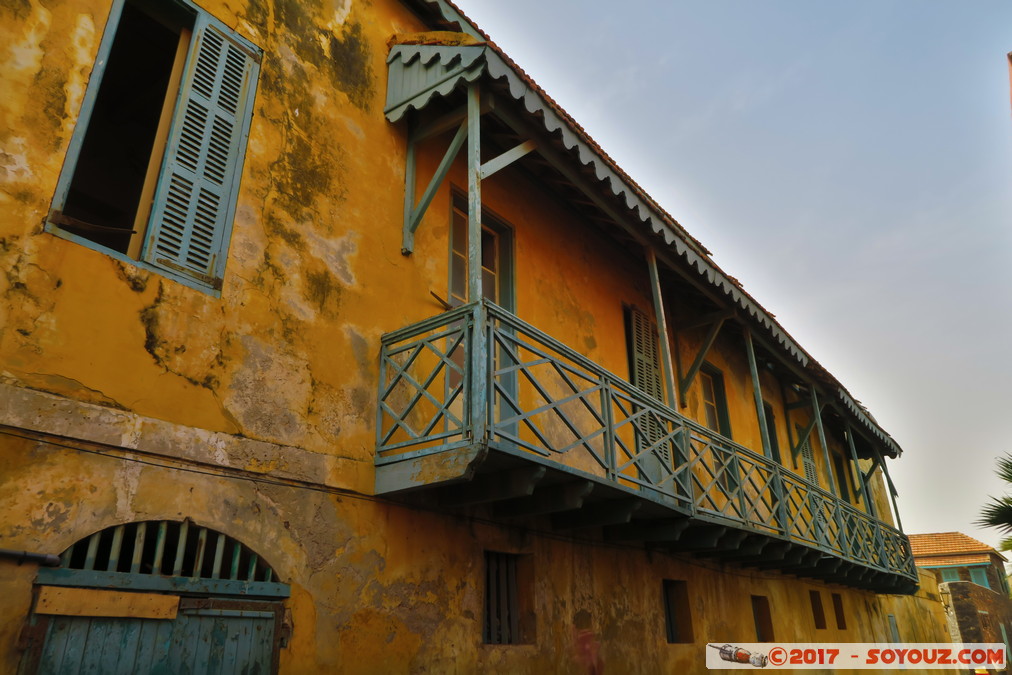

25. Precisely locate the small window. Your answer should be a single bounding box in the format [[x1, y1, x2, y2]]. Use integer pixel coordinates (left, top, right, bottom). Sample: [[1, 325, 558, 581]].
[[484, 551, 532, 644], [46, 0, 260, 292], [831, 593, 846, 630], [887, 614, 900, 643], [662, 580, 693, 643], [939, 568, 960, 582], [979, 611, 992, 631], [700, 363, 731, 438], [970, 567, 991, 589], [809, 590, 826, 630], [751, 595, 774, 642]]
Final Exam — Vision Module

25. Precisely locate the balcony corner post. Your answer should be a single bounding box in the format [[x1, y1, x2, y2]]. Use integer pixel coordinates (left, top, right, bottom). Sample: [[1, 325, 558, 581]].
[[773, 464, 788, 536], [466, 83, 488, 445], [401, 118, 417, 255], [600, 377, 616, 480]]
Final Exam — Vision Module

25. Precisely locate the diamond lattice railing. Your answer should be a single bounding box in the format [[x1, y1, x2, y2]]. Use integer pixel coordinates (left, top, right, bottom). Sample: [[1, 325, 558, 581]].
[[376, 301, 917, 582]]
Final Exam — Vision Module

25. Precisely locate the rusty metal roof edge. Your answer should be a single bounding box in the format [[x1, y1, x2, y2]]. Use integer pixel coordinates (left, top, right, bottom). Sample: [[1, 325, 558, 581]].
[[403, 0, 906, 458]]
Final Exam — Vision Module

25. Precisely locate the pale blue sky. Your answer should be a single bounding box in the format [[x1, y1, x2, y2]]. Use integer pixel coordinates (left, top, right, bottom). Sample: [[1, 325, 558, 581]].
[[454, 0, 1012, 548]]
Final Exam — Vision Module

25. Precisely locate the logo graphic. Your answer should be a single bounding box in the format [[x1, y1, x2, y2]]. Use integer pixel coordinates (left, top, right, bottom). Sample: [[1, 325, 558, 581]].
[[708, 643, 769, 668]]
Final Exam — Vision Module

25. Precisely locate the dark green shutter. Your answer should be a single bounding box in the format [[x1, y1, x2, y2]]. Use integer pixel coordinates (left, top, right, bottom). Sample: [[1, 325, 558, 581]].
[[144, 16, 258, 289]]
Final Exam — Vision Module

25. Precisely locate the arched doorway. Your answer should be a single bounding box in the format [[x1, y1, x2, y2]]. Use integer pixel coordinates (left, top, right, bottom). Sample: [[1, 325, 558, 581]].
[[19, 519, 290, 674]]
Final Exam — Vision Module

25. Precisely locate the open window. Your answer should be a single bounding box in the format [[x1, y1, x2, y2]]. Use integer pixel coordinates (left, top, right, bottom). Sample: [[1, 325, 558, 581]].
[[46, 0, 260, 293]]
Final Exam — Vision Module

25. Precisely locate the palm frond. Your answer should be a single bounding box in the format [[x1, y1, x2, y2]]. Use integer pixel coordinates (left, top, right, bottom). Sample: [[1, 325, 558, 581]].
[[997, 454, 1012, 485], [977, 496, 1012, 533]]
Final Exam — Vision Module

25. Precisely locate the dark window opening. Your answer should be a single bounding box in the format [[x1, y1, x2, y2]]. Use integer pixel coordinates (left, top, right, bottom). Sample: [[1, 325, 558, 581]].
[[831, 593, 846, 630], [59, 0, 192, 253], [809, 590, 826, 630], [752, 595, 774, 642], [483, 551, 532, 644], [662, 580, 693, 643]]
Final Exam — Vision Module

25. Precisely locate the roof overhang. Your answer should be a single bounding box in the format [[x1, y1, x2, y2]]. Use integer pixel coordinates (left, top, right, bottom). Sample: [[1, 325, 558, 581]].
[[384, 32, 903, 459]]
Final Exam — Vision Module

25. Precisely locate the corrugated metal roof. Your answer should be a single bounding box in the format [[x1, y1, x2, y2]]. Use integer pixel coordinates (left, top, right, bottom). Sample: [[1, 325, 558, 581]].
[[389, 4, 904, 458]]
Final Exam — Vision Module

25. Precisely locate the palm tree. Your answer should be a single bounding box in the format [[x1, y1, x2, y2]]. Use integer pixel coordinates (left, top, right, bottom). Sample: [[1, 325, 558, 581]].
[[978, 454, 1012, 551]]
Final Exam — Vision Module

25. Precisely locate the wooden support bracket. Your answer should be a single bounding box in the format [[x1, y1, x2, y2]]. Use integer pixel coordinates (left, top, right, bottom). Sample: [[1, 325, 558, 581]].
[[439, 465, 546, 507], [551, 499, 641, 530], [602, 518, 690, 543], [492, 480, 594, 518]]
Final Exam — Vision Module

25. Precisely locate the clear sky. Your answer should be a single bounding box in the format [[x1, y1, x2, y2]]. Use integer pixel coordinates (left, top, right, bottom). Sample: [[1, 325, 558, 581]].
[[452, 0, 1012, 549]]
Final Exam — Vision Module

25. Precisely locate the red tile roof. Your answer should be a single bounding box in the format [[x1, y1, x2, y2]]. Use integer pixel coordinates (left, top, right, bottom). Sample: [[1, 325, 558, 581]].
[[909, 532, 1006, 565]]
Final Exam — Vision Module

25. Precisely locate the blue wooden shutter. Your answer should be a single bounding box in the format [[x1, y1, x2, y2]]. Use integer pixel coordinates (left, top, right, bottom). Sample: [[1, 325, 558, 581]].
[[939, 567, 959, 582], [144, 15, 259, 289], [970, 567, 991, 589]]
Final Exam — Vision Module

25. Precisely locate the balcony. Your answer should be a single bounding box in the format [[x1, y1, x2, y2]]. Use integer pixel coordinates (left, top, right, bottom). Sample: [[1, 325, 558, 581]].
[[375, 300, 917, 593]]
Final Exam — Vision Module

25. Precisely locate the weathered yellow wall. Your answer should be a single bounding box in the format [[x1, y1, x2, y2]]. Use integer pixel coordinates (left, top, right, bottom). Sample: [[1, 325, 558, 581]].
[[1, 0, 923, 671], [0, 425, 948, 673]]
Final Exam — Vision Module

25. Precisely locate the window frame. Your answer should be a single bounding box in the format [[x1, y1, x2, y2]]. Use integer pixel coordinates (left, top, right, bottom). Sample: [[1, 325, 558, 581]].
[[482, 550, 533, 645], [45, 0, 261, 295], [662, 579, 694, 644], [970, 566, 992, 589], [939, 567, 960, 582], [699, 362, 732, 439], [448, 192, 515, 311]]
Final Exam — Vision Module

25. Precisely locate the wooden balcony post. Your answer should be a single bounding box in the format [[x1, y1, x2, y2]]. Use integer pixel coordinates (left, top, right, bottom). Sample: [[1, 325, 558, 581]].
[[466, 83, 488, 443], [846, 424, 876, 517], [810, 388, 837, 497], [743, 328, 772, 458], [646, 248, 677, 409]]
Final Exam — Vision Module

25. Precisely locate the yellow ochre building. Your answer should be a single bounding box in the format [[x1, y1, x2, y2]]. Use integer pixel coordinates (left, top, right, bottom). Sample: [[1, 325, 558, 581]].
[[1, 0, 950, 671]]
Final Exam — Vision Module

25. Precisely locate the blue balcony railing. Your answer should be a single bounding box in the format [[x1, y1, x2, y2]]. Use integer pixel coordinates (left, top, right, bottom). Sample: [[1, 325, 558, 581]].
[[376, 300, 917, 586]]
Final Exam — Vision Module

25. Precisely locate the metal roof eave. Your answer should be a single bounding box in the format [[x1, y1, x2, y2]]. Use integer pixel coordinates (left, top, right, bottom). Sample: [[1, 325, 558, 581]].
[[385, 41, 903, 459]]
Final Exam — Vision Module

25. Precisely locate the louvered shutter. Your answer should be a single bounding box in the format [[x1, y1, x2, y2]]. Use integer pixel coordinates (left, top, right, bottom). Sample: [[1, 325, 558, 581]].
[[800, 438, 818, 484], [629, 307, 664, 401], [628, 307, 668, 465], [144, 15, 259, 289]]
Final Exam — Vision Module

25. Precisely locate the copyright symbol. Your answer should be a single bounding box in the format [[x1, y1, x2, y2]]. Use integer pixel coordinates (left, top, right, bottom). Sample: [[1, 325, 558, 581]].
[[768, 646, 787, 666]]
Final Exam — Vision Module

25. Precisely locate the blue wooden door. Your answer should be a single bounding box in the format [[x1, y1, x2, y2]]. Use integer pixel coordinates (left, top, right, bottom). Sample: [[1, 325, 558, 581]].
[[30, 599, 279, 674]]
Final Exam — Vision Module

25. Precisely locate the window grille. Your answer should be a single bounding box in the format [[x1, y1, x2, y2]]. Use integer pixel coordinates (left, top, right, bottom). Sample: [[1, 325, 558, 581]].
[[59, 520, 276, 582]]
